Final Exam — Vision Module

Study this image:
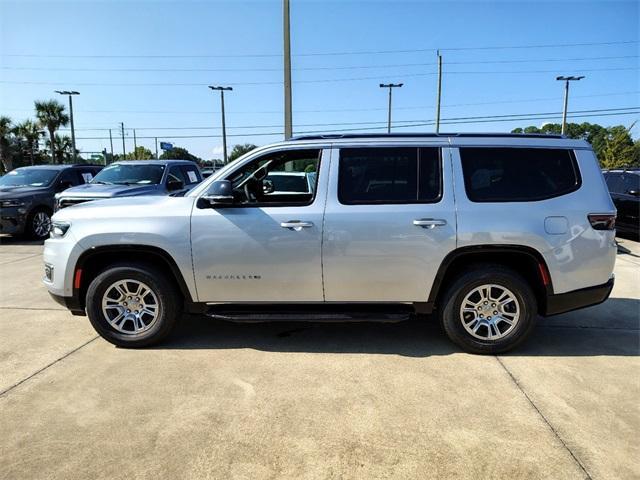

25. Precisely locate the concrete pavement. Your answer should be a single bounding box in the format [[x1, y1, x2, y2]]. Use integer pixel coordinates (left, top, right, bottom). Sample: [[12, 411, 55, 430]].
[[0, 237, 638, 480]]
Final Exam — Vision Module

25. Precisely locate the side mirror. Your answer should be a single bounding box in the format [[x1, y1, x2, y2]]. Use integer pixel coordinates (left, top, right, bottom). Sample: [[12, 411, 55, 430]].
[[167, 178, 184, 192], [201, 180, 234, 207]]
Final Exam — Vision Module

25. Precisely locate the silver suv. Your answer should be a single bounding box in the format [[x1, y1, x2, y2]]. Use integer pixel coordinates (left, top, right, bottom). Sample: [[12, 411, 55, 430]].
[[43, 133, 617, 354]]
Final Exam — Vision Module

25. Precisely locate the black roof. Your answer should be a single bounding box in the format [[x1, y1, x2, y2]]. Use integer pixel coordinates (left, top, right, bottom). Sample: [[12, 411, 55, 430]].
[[288, 132, 565, 141]]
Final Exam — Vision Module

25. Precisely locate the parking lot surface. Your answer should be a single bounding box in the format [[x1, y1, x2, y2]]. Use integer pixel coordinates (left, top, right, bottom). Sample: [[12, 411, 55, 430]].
[[1, 236, 638, 480]]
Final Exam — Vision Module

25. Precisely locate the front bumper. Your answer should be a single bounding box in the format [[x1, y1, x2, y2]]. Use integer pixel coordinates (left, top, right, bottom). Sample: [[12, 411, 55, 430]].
[[544, 277, 615, 316], [49, 292, 85, 316]]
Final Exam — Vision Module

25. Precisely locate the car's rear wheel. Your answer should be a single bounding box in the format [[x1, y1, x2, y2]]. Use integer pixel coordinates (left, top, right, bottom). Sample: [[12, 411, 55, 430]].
[[85, 264, 180, 347], [26, 208, 52, 240], [439, 265, 537, 354]]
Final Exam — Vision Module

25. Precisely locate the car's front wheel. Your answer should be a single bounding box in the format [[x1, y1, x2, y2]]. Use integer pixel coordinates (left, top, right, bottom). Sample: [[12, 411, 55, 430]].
[[439, 265, 537, 354], [85, 264, 181, 347], [26, 208, 52, 240]]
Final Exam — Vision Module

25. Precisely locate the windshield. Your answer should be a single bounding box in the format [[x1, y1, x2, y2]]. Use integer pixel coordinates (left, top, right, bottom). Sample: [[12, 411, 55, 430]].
[[92, 164, 165, 185], [0, 168, 59, 187]]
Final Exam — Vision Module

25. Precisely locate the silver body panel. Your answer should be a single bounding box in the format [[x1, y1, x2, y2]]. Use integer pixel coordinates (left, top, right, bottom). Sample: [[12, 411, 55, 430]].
[[44, 135, 616, 306]]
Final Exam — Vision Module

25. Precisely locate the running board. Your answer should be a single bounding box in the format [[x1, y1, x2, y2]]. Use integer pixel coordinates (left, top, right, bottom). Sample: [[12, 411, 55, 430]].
[[205, 307, 412, 323]]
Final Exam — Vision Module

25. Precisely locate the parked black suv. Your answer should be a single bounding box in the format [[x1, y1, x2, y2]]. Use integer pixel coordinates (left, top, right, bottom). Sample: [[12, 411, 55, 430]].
[[603, 168, 639, 237], [0, 164, 103, 239]]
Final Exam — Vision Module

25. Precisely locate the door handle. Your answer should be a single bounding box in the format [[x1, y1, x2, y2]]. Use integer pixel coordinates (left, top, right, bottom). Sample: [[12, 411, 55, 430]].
[[280, 220, 314, 231], [413, 218, 447, 229]]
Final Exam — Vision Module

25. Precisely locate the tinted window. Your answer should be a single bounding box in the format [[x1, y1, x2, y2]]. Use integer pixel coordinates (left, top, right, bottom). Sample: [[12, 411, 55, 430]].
[[167, 166, 187, 184], [621, 174, 640, 194], [338, 147, 441, 204], [460, 148, 581, 202], [605, 173, 624, 193], [58, 170, 81, 187]]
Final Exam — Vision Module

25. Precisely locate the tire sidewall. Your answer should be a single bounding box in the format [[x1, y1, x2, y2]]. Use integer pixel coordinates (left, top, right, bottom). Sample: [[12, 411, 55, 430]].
[[26, 208, 51, 240], [86, 265, 178, 347], [441, 268, 537, 354]]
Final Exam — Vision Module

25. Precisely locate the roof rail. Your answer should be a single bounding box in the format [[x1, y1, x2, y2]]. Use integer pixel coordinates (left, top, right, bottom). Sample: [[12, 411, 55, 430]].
[[287, 132, 565, 141]]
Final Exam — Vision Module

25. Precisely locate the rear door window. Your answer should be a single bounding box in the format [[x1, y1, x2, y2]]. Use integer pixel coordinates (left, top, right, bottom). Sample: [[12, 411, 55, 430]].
[[605, 173, 624, 193], [338, 147, 442, 204], [460, 147, 581, 202]]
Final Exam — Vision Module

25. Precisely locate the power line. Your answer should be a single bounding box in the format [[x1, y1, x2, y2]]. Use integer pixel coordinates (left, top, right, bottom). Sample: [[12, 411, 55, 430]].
[[1, 55, 636, 73], [59, 107, 640, 132], [72, 108, 640, 140], [2, 39, 637, 58], [1, 67, 637, 88]]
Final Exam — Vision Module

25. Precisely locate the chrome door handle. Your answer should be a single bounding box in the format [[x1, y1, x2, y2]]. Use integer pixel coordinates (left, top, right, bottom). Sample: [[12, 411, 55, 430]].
[[280, 220, 314, 231], [413, 218, 447, 229]]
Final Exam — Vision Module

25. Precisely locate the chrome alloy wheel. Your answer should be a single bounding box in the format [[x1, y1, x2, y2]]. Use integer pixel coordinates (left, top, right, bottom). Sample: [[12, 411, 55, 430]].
[[33, 211, 51, 238], [101, 280, 160, 334], [460, 284, 520, 341]]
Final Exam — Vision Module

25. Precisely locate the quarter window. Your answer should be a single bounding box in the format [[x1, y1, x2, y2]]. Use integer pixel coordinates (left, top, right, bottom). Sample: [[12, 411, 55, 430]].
[[338, 147, 442, 204], [460, 148, 581, 202]]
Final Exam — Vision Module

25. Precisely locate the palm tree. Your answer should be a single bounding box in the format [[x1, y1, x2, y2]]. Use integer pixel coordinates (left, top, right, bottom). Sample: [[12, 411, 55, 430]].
[[34, 100, 69, 163], [15, 120, 42, 166], [0, 116, 14, 173], [47, 134, 73, 163]]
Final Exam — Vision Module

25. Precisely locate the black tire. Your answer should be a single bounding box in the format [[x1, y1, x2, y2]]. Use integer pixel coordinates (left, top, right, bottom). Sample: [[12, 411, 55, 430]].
[[85, 263, 181, 348], [439, 264, 537, 354], [25, 207, 52, 240]]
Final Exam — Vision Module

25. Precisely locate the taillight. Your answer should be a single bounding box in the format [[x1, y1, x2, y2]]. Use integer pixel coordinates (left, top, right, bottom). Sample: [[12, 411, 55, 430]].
[[588, 214, 616, 231]]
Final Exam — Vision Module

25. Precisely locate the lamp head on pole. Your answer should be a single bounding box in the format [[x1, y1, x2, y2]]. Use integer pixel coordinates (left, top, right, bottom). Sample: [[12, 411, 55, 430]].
[[556, 76, 585, 82], [208, 86, 233, 91], [54, 90, 80, 95]]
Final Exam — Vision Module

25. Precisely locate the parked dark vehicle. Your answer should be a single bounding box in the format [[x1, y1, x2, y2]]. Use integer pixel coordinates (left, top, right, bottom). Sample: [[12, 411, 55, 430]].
[[603, 168, 639, 237], [56, 160, 203, 210], [0, 164, 102, 239]]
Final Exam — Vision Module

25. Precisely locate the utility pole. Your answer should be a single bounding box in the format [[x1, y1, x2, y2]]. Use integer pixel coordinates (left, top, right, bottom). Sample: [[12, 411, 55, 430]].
[[435, 51, 443, 133], [108, 129, 114, 163], [133, 129, 138, 158], [379, 83, 403, 133], [55, 90, 80, 161], [155, 137, 159, 159], [120, 122, 126, 157], [556, 75, 584, 135], [208, 85, 233, 164], [283, 0, 293, 139]]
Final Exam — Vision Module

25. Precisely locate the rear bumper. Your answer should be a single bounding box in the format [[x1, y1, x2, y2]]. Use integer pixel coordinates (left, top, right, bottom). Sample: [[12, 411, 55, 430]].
[[544, 277, 614, 316]]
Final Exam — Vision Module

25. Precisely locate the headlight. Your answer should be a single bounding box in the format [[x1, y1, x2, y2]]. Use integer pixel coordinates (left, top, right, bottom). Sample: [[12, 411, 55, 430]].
[[50, 221, 71, 238], [0, 199, 25, 208]]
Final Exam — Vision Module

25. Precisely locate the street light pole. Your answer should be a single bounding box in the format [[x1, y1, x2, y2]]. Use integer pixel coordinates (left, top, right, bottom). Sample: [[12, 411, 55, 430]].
[[283, 0, 293, 139], [435, 51, 443, 133], [379, 83, 403, 133], [55, 90, 79, 161], [556, 75, 584, 135], [120, 122, 126, 157], [208, 85, 233, 164]]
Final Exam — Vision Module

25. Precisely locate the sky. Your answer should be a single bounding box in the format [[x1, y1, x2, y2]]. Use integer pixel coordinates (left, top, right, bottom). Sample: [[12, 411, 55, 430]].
[[0, 0, 638, 160]]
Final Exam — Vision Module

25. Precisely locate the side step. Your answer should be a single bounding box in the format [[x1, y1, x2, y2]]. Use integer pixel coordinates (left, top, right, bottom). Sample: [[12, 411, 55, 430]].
[[205, 305, 413, 323]]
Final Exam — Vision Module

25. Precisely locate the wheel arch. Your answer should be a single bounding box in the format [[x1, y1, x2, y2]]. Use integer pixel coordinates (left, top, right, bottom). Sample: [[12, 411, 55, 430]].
[[428, 245, 553, 314], [73, 245, 197, 312]]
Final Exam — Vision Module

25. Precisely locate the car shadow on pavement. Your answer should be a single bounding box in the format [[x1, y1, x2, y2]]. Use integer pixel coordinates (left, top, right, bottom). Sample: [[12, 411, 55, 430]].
[[157, 297, 639, 358]]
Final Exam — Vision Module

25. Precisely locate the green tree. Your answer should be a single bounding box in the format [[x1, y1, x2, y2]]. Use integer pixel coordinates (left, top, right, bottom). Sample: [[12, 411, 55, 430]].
[[14, 120, 42, 166], [34, 99, 69, 164], [228, 143, 257, 162], [160, 146, 200, 162], [125, 146, 154, 160], [512, 122, 638, 168], [46, 134, 73, 163], [0, 116, 14, 172]]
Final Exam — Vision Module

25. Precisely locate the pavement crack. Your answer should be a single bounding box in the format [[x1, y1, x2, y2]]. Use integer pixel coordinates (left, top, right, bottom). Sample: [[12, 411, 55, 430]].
[[495, 356, 593, 480], [0, 253, 42, 265], [0, 336, 99, 398]]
